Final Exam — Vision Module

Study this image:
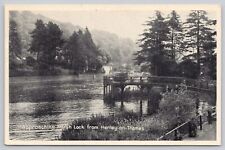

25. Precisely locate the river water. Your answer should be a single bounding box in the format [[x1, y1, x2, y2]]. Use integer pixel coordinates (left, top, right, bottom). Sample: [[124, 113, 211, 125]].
[[9, 74, 148, 141]]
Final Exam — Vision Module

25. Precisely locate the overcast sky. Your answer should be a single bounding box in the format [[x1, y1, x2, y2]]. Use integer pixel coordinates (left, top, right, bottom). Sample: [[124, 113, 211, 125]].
[[33, 9, 216, 41]]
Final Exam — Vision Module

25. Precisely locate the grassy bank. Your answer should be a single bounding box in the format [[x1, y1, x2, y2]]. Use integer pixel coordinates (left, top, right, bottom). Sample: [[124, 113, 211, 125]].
[[60, 111, 167, 140], [9, 66, 75, 77]]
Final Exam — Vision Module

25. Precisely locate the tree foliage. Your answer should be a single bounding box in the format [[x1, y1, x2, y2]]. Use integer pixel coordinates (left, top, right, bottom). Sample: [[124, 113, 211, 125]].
[[63, 28, 104, 74], [9, 19, 22, 57], [29, 20, 64, 72], [184, 10, 217, 79], [28, 19, 104, 75], [9, 19, 22, 69], [134, 11, 171, 76], [134, 10, 217, 79], [159, 89, 197, 128], [63, 31, 85, 73], [166, 10, 184, 61]]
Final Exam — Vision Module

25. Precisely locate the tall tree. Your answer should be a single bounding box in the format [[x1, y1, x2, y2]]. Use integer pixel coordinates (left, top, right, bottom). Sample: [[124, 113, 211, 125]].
[[201, 20, 217, 79], [184, 10, 216, 78], [9, 19, 22, 58], [29, 20, 63, 71], [134, 11, 170, 75], [166, 10, 184, 61], [28, 19, 47, 63], [83, 27, 102, 72], [63, 28, 103, 73], [45, 21, 64, 70], [63, 31, 85, 73], [9, 19, 22, 70]]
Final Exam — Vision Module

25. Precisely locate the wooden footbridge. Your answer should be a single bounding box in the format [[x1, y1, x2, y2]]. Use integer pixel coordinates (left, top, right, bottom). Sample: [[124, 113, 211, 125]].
[[103, 75, 216, 100]]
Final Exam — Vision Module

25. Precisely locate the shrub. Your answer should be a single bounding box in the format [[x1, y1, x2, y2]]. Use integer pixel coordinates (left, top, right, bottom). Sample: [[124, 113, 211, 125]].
[[159, 89, 197, 129], [60, 111, 162, 140]]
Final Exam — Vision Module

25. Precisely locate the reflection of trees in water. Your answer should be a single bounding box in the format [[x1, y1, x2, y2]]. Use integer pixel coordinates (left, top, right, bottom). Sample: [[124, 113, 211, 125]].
[[120, 101, 125, 111], [103, 99, 116, 108], [33, 102, 59, 118], [32, 101, 61, 138], [32, 100, 61, 139], [10, 79, 59, 102], [32, 81, 60, 130], [9, 75, 92, 103]]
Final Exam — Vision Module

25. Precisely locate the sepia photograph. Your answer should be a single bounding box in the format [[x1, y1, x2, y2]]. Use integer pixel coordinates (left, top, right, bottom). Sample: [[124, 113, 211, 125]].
[[4, 4, 221, 145]]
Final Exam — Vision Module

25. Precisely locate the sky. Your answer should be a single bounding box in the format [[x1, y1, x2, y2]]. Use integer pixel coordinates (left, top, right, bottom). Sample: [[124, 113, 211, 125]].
[[32, 7, 217, 41]]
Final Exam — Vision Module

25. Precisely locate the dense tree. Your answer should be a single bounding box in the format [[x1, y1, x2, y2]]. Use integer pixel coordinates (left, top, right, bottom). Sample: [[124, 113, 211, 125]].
[[134, 11, 170, 75], [28, 19, 47, 63], [63, 28, 103, 74], [29, 20, 63, 71], [9, 19, 22, 70], [201, 20, 217, 80], [82, 27, 103, 72], [63, 31, 85, 73], [9, 19, 22, 58], [135, 10, 217, 79], [44, 22, 64, 70], [184, 10, 216, 79], [166, 10, 184, 61], [160, 89, 197, 129]]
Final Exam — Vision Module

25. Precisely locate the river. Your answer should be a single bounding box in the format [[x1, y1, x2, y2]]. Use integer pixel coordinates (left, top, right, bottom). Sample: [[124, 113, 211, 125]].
[[9, 74, 149, 141]]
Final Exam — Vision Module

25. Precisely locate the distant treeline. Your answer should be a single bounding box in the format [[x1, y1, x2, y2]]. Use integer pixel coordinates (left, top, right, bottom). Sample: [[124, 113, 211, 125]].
[[9, 19, 110, 76], [134, 10, 217, 80]]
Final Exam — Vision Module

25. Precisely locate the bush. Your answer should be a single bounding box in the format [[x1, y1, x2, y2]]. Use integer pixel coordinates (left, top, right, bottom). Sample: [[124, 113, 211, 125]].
[[60, 111, 142, 140], [159, 89, 197, 129], [60, 111, 169, 140]]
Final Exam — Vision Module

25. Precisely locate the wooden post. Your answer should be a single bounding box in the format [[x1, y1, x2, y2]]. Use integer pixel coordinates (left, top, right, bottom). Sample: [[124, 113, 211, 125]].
[[174, 130, 178, 140], [103, 76, 106, 98], [140, 87, 144, 117], [207, 110, 212, 124], [120, 86, 124, 111], [121, 86, 124, 100], [147, 87, 151, 115], [188, 122, 192, 137], [196, 98, 200, 116], [199, 115, 203, 130], [120, 100, 124, 111], [140, 100, 143, 117], [103, 86, 106, 97], [111, 85, 114, 100]]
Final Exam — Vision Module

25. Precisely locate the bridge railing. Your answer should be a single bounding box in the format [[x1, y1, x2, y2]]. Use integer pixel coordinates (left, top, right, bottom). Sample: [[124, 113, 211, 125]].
[[104, 75, 216, 90]]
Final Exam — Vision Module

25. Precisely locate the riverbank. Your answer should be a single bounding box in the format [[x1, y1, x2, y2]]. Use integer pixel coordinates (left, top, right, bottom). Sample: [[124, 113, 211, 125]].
[[9, 65, 103, 77]]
